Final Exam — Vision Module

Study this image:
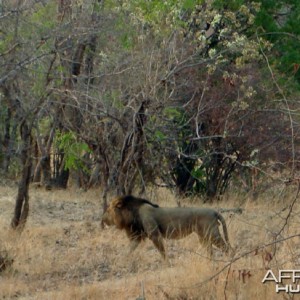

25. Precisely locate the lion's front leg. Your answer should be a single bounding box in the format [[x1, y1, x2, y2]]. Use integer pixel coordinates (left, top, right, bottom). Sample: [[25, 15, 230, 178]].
[[149, 234, 171, 266], [141, 215, 169, 263], [149, 233, 166, 260], [128, 237, 141, 254]]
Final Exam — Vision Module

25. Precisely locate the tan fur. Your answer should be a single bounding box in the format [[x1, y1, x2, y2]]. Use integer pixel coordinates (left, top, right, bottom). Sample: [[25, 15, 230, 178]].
[[102, 195, 231, 259]]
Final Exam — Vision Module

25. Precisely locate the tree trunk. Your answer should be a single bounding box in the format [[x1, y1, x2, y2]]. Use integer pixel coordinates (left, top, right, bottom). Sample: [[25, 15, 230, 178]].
[[11, 122, 32, 230], [1, 109, 17, 174], [117, 100, 149, 194], [1, 107, 11, 172]]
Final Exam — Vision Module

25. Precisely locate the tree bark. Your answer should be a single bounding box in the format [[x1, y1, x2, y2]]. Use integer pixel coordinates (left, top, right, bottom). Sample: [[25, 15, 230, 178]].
[[1, 108, 11, 172], [11, 121, 32, 230], [117, 100, 149, 194]]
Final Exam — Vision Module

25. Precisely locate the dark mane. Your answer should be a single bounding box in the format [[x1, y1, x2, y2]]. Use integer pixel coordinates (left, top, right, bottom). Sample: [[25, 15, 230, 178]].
[[120, 195, 159, 208], [118, 195, 159, 239]]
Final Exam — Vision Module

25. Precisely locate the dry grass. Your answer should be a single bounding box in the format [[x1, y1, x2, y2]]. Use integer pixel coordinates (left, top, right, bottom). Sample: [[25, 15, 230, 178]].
[[0, 185, 300, 299]]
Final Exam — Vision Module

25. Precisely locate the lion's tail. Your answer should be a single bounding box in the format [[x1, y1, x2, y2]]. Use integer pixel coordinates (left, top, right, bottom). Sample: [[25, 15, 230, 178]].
[[216, 212, 230, 244]]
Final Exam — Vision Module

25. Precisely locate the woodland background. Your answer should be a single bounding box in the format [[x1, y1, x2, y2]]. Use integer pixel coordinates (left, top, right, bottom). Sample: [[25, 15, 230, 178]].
[[1, 0, 300, 228]]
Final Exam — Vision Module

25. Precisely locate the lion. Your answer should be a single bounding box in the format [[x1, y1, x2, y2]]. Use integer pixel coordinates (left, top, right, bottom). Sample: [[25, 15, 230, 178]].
[[102, 195, 231, 260]]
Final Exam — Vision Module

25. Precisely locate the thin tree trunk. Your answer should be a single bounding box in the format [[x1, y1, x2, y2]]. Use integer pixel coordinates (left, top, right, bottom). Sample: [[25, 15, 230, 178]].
[[1, 108, 11, 172], [117, 100, 149, 194], [11, 122, 32, 230]]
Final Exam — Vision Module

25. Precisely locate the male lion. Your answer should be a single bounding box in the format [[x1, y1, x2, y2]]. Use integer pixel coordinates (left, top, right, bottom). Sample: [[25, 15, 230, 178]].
[[102, 195, 231, 260]]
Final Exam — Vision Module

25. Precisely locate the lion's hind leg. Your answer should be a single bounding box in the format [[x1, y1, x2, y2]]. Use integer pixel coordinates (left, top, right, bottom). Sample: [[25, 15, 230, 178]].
[[202, 240, 214, 259], [198, 227, 228, 258], [210, 227, 229, 254], [196, 231, 214, 258]]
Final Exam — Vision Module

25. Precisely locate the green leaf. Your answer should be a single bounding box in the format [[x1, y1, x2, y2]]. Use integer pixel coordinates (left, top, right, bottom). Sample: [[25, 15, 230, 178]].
[[164, 107, 183, 120], [121, 33, 134, 50], [55, 131, 91, 171], [182, 0, 197, 10], [154, 130, 167, 141]]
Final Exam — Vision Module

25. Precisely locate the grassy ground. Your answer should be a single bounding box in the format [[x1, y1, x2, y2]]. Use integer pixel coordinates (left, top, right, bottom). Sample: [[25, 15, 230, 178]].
[[0, 184, 300, 299]]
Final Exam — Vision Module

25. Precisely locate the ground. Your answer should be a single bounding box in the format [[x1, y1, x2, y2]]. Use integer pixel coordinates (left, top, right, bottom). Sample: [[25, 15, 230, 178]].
[[0, 184, 300, 299]]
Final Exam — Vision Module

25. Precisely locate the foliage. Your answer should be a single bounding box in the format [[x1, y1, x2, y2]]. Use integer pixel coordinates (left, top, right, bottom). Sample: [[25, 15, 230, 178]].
[[54, 131, 91, 171], [0, 0, 299, 200], [256, 0, 300, 84]]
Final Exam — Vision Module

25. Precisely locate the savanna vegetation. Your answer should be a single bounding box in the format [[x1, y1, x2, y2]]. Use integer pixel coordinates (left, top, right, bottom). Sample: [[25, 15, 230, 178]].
[[1, 0, 300, 299]]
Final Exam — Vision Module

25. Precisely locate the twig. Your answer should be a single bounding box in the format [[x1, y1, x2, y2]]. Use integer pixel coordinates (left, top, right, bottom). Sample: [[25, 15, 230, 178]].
[[223, 263, 232, 300], [277, 180, 300, 237]]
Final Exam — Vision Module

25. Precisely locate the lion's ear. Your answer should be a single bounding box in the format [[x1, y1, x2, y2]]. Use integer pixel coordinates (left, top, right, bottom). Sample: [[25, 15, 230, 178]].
[[115, 201, 123, 209]]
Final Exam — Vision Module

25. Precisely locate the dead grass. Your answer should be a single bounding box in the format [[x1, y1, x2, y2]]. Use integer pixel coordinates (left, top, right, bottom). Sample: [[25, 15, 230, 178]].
[[0, 185, 300, 299]]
